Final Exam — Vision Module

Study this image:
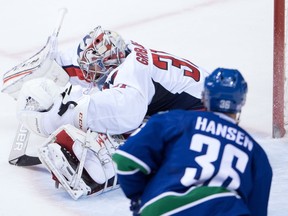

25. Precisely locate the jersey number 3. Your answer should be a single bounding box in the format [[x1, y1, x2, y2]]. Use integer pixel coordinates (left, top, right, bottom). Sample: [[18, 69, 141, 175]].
[[151, 50, 201, 82], [180, 134, 249, 190]]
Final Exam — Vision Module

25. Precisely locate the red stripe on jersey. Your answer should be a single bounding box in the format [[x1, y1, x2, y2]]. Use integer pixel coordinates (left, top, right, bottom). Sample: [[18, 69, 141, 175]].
[[63, 65, 85, 80]]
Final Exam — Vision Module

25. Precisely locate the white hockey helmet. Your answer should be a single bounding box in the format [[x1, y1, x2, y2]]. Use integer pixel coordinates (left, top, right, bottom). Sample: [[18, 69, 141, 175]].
[[77, 26, 126, 83]]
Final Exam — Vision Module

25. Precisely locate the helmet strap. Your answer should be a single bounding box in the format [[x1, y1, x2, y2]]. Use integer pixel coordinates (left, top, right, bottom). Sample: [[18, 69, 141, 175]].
[[236, 112, 241, 125]]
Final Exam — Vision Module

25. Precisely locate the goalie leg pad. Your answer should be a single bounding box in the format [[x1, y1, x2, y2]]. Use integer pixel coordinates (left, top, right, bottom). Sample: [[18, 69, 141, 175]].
[[38, 125, 122, 200], [39, 143, 89, 200]]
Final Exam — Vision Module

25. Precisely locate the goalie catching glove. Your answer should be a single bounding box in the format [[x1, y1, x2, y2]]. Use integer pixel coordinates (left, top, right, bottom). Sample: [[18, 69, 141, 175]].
[[38, 124, 125, 200], [16, 78, 90, 137]]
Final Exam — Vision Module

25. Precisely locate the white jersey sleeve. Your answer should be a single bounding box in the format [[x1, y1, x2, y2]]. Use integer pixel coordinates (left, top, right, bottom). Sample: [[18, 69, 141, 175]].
[[87, 86, 147, 134]]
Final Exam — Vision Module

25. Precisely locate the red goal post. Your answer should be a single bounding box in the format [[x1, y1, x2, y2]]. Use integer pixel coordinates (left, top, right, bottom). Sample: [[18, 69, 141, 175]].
[[273, 0, 287, 138]]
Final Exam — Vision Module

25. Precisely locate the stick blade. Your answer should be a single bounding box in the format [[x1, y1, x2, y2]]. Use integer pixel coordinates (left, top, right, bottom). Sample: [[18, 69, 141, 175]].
[[9, 155, 41, 166]]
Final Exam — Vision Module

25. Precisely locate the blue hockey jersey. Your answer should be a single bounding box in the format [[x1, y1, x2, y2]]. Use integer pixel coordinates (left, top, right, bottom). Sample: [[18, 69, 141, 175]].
[[113, 110, 273, 216]]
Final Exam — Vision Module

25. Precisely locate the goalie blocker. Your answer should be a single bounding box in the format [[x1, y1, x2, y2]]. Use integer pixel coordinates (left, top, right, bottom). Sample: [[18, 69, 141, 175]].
[[38, 124, 125, 200]]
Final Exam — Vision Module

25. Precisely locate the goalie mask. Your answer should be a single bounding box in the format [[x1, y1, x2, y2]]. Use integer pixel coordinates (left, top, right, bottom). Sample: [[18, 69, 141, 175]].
[[77, 26, 126, 84]]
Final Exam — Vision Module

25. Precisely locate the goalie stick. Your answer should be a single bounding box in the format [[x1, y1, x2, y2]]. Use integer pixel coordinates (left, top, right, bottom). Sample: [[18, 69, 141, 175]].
[[6, 8, 68, 166], [8, 124, 42, 166]]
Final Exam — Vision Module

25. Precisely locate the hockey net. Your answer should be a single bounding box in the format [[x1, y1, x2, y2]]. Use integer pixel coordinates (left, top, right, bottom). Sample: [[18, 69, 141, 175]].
[[273, 0, 288, 138]]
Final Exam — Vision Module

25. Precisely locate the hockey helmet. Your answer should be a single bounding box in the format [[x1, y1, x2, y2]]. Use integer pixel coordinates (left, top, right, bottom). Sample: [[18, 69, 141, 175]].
[[77, 26, 126, 83], [203, 68, 248, 114]]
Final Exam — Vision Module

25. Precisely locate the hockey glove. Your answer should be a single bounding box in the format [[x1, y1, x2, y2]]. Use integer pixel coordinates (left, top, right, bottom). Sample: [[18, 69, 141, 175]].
[[130, 198, 141, 216], [17, 77, 90, 137]]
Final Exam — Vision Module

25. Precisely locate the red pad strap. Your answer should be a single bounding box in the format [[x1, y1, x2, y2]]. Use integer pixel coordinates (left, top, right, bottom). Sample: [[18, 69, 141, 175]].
[[55, 130, 74, 152]]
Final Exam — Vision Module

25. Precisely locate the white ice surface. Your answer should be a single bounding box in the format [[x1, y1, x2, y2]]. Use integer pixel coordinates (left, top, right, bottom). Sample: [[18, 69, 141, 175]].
[[0, 0, 287, 215]]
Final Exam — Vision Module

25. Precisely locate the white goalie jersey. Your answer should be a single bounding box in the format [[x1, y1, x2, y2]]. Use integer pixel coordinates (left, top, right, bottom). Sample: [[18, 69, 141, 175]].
[[57, 40, 209, 135]]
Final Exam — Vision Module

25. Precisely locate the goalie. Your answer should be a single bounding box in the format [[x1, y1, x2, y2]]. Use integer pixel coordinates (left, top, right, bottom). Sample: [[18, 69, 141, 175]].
[[16, 26, 209, 137], [6, 26, 212, 199]]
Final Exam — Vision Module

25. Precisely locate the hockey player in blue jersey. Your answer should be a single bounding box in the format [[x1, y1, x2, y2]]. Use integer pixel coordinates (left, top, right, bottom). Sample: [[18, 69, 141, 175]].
[[113, 68, 273, 216]]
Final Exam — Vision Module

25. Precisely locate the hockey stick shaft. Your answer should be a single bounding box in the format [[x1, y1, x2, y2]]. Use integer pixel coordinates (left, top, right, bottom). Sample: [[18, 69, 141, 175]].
[[48, 8, 68, 60], [52, 8, 68, 37]]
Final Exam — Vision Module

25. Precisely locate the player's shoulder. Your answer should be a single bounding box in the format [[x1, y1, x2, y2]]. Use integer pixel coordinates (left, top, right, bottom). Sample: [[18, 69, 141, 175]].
[[150, 109, 203, 125], [211, 112, 265, 151], [117, 40, 153, 75], [126, 40, 149, 51]]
